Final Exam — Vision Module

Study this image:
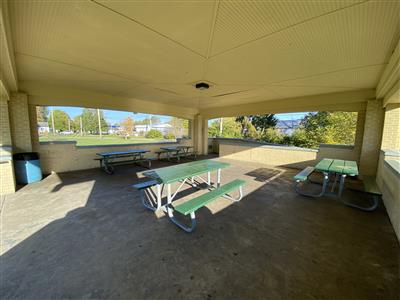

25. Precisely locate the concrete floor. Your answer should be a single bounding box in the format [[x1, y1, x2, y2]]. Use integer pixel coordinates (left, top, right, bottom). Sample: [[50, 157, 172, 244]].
[[1, 156, 399, 299]]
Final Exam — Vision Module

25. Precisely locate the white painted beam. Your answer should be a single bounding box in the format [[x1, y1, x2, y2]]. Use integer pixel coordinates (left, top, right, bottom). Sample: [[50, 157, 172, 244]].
[[0, 0, 18, 92], [377, 38, 399, 105], [199, 89, 374, 119], [21, 81, 198, 119]]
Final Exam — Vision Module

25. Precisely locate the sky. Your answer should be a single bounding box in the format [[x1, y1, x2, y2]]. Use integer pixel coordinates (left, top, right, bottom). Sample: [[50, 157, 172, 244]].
[[46, 106, 309, 124], [47, 106, 171, 125]]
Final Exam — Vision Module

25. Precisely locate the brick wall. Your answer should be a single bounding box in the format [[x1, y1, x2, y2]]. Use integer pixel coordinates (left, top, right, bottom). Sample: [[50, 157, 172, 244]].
[[36, 139, 194, 174], [381, 103, 400, 150], [0, 99, 16, 195], [359, 99, 384, 176], [376, 151, 400, 242], [9, 93, 32, 153]]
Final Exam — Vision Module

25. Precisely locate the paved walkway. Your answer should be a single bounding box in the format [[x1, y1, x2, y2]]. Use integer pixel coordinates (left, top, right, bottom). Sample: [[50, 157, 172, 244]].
[[1, 157, 399, 299]]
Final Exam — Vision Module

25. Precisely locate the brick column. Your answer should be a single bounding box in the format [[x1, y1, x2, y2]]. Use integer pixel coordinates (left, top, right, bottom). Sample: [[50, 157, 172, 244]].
[[0, 98, 16, 194], [381, 103, 400, 150], [193, 114, 208, 155], [9, 93, 32, 153], [359, 99, 384, 176]]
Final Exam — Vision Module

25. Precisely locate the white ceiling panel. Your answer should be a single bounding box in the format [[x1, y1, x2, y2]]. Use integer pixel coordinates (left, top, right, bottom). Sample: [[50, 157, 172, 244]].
[[206, 1, 400, 86], [10, 1, 205, 84], [7, 0, 400, 110], [211, 0, 363, 56], [96, 0, 216, 57], [270, 64, 386, 89], [266, 85, 354, 99]]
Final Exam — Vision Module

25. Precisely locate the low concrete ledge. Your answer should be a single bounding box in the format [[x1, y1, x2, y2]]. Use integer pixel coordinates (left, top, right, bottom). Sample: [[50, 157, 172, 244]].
[[40, 141, 77, 145], [319, 143, 354, 150], [40, 138, 189, 149], [77, 141, 178, 149], [215, 138, 317, 153], [382, 149, 400, 157], [385, 160, 400, 177]]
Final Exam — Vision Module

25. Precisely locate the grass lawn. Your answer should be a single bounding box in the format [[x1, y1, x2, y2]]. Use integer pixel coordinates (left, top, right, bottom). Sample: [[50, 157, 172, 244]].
[[39, 134, 174, 146]]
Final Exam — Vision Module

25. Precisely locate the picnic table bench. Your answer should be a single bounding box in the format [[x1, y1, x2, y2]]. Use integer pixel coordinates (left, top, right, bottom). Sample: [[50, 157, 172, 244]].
[[156, 146, 196, 162], [133, 160, 245, 232], [294, 158, 380, 211], [96, 149, 151, 174]]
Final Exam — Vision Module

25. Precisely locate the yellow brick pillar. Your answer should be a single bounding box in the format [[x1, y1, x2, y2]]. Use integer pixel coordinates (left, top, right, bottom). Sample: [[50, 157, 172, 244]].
[[381, 103, 400, 150], [359, 99, 385, 176], [193, 114, 208, 155], [0, 97, 16, 195], [9, 93, 32, 153]]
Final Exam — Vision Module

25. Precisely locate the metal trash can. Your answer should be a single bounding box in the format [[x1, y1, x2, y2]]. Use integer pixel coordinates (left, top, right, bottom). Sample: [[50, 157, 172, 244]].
[[13, 152, 43, 184]]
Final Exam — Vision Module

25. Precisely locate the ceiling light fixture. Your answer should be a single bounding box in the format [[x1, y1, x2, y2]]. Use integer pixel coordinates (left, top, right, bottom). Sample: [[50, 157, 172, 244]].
[[195, 82, 210, 90]]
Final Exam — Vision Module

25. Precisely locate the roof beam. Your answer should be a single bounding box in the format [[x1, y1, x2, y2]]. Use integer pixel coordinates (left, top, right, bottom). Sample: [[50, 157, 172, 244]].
[[0, 0, 18, 93], [377, 38, 400, 106], [21, 81, 198, 120], [199, 89, 375, 119]]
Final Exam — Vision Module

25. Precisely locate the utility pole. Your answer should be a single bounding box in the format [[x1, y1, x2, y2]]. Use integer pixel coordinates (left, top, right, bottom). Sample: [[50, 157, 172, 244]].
[[97, 109, 102, 138], [51, 109, 55, 134], [80, 116, 83, 136], [219, 118, 223, 136], [68, 118, 71, 131]]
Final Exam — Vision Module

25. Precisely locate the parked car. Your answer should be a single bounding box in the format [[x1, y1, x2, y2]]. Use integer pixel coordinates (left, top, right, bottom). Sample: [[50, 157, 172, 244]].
[[60, 131, 74, 135]]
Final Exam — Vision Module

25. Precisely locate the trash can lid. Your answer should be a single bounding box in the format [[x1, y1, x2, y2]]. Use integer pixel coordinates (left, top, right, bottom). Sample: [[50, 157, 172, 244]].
[[13, 152, 40, 161]]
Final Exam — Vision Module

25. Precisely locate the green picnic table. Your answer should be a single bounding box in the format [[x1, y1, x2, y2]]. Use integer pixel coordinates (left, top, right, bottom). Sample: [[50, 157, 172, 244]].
[[295, 159, 380, 211], [295, 158, 358, 198], [157, 145, 196, 162], [133, 159, 245, 232]]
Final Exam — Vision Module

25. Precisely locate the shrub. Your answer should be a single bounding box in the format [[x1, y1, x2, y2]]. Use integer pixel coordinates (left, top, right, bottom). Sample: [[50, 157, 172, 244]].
[[164, 132, 176, 140], [259, 128, 283, 144], [145, 129, 163, 139]]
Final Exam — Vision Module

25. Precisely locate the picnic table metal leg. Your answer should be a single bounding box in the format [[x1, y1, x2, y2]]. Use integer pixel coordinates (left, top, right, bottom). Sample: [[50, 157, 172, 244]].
[[217, 169, 221, 188], [338, 174, 346, 197], [103, 157, 114, 174], [222, 185, 244, 202], [331, 173, 339, 193], [166, 183, 196, 232], [295, 172, 329, 197], [156, 184, 162, 210]]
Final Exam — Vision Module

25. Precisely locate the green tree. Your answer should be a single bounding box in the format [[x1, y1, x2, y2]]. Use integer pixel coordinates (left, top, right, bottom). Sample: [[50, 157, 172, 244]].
[[208, 117, 242, 138], [151, 116, 161, 125], [250, 114, 278, 132], [145, 129, 163, 139], [48, 110, 71, 132], [299, 111, 358, 148], [236, 114, 277, 137], [169, 117, 189, 137], [77, 108, 108, 134], [36, 106, 49, 122], [120, 117, 135, 138], [136, 116, 161, 125], [164, 132, 176, 140], [260, 128, 283, 144]]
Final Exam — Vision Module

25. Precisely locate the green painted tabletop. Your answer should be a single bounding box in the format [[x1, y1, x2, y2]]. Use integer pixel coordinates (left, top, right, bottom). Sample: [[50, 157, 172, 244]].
[[144, 159, 230, 184], [315, 158, 358, 176]]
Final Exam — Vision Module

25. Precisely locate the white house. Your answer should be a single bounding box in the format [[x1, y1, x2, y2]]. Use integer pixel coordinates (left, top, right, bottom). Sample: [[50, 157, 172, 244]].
[[135, 124, 172, 135], [37, 122, 50, 134]]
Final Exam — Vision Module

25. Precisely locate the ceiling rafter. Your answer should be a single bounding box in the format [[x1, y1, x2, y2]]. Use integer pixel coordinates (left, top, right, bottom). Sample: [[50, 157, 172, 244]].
[[201, 0, 220, 80]]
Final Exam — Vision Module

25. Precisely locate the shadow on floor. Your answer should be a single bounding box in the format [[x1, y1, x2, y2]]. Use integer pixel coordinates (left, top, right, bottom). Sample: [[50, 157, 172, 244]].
[[1, 157, 399, 299]]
